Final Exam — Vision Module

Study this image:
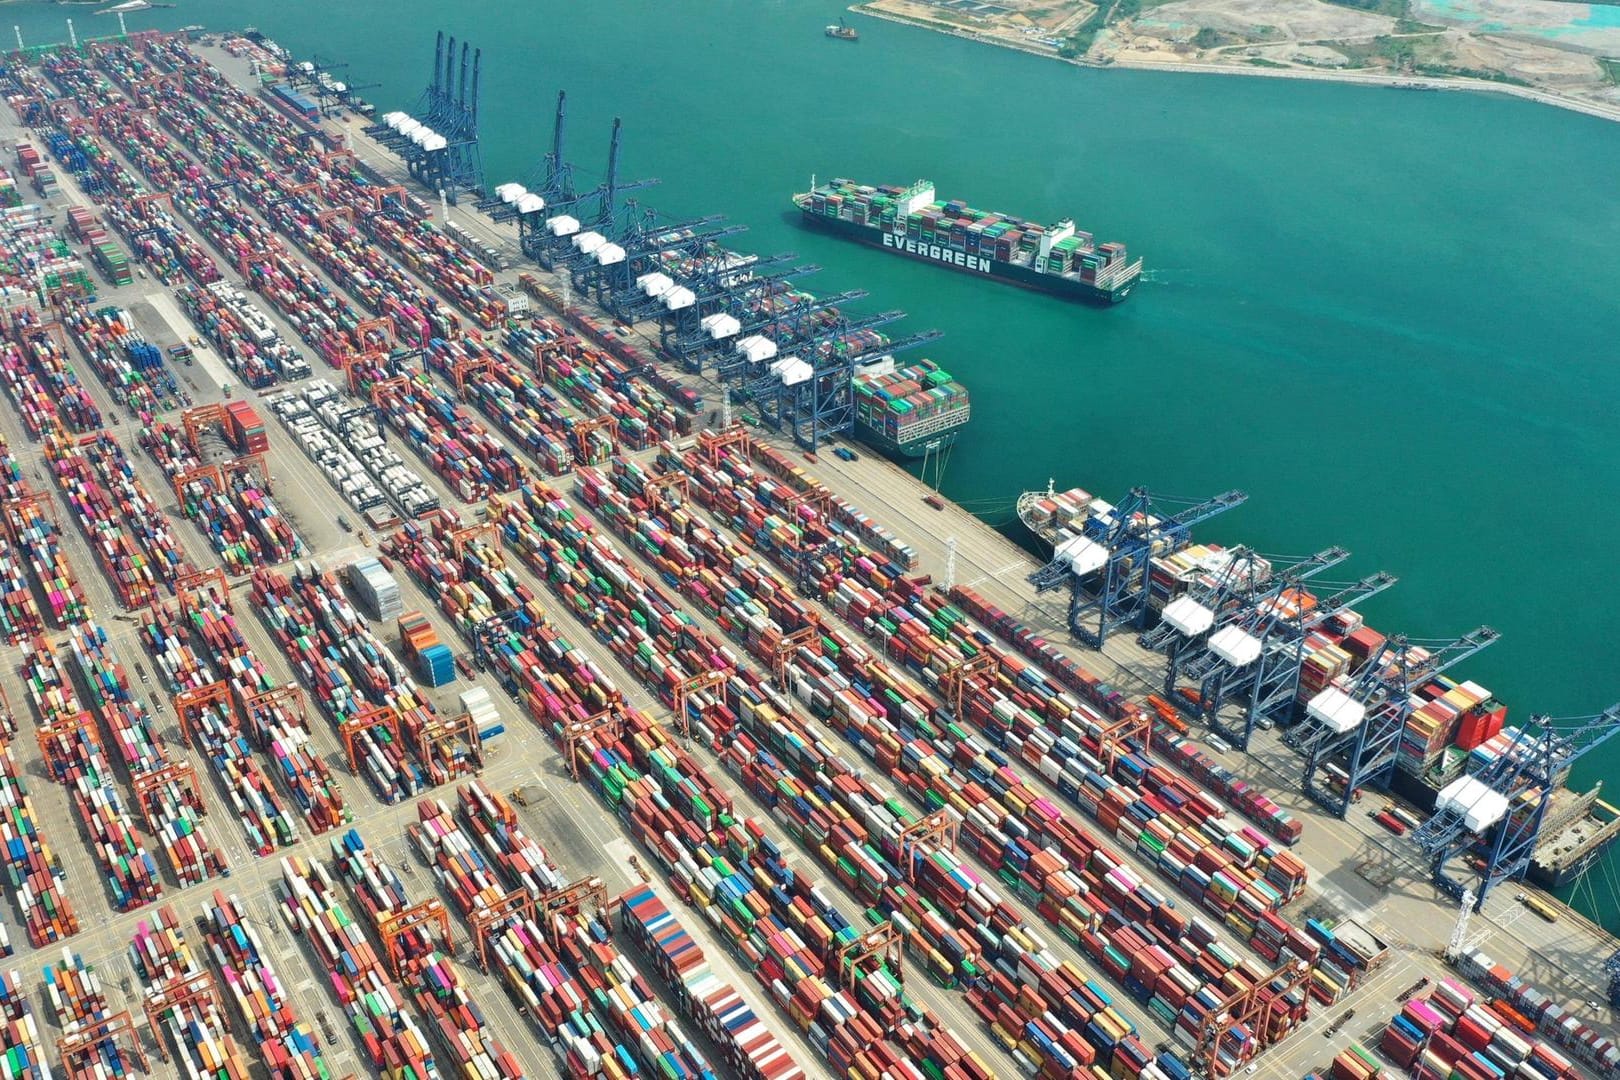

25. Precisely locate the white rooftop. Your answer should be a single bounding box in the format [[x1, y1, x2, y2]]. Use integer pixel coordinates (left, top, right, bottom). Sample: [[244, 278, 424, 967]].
[[1055, 534, 1108, 577], [1162, 596, 1215, 638], [572, 230, 606, 254], [1209, 625, 1263, 667], [595, 242, 627, 266], [1307, 686, 1365, 734], [1437, 775, 1509, 832], [662, 286, 696, 311], [546, 214, 580, 237]]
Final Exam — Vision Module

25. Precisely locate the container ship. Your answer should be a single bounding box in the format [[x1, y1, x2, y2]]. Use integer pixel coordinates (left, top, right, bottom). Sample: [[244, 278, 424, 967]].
[[794, 178, 1143, 304], [1017, 484, 1620, 889], [852, 356, 970, 458]]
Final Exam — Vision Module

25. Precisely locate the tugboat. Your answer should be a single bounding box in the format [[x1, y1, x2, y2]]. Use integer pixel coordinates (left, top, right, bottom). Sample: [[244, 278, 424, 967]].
[[826, 16, 859, 40]]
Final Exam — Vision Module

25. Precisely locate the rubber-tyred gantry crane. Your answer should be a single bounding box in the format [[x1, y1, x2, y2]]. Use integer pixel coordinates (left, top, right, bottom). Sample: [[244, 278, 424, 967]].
[[378, 898, 451, 978], [340, 704, 400, 775], [561, 700, 627, 779], [834, 922, 904, 989], [898, 810, 959, 884], [131, 761, 205, 832], [671, 669, 725, 739], [1195, 957, 1315, 1078], [938, 653, 996, 720], [174, 681, 234, 744], [536, 876, 610, 947], [142, 970, 220, 1064], [772, 624, 820, 688], [174, 567, 230, 617], [58, 1012, 148, 1075], [469, 888, 535, 973]]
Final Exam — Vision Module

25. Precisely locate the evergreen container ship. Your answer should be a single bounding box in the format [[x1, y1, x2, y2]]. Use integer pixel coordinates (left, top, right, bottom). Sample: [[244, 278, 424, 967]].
[[794, 178, 1143, 304], [851, 357, 970, 458]]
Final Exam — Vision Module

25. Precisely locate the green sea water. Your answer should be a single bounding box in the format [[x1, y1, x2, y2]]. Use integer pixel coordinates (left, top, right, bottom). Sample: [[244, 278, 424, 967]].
[[11, 0, 1620, 929]]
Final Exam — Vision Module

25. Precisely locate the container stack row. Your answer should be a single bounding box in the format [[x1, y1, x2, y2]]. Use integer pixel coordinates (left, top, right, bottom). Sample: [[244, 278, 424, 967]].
[[272, 381, 440, 520], [0, 427, 84, 637], [618, 886, 801, 1080], [425, 336, 576, 475], [24, 634, 160, 911], [349, 558, 404, 622], [61, 304, 180, 414], [275, 854, 439, 1077], [177, 283, 311, 387], [44, 430, 189, 608], [202, 890, 333, 1080], [0, 737, 80, 947], [7, 311, 102, 433], [397, 612, 455, 689], [332, 827, 524, 1079], [744, 440, 919, 569], [369, 371, 523, 502], [382, 513, 988, 1080], [173, 586, 350, 836], [67, 621, 225, 886], [505, 321, 692, 452], [0, 202, 93, 307], [128, 905, 252, 1080], [1451, 949, 1620, 1078], [138, 602, 301, 855], [1379, 978, 1587, 1080], [0, 970, 51, 1080], [45, 950, 138, 1080], [139, 420, 303, 573], [264, 389, 392, 518], [0, 336, 70, 438], [449, 783, 660, 1077]]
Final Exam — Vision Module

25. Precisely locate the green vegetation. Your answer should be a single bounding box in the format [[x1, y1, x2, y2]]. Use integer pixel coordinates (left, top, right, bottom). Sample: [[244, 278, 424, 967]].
[[1601, 57, 1620, 85], [1059, 0, 1145, 57], [1247, 57, 1290, 68], [1320, 0, 1410, 15], [1193, 27, 1223, 49]]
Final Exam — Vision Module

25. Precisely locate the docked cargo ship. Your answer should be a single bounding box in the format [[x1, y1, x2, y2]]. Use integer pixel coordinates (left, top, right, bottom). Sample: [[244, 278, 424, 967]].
[[1016, 484, 1620, 891], [795, 178, 1143, 304], [852, 357, 970, 458]]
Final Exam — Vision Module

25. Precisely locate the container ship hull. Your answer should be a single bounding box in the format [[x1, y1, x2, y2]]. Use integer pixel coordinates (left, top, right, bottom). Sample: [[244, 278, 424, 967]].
[[854, 423, 961, 459], [799, 211, 1136, 305]]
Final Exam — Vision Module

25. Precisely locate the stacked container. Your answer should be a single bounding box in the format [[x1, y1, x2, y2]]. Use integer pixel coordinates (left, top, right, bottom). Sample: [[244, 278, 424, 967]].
[[24, 634, 161, 910], [68, 622, 225, 886], [46, 950, 139, 1080], [274, 855, 438, 1077], [1452, 949, 1620, 1078], [128, 905, 252, 1080], [0, 970, 51, 1080], [425, 335, 575, 474], [370, 372, 522, 501], [45, 431, 189, 607], [0, 739, 80, 946], [202, 890, 332, 1080], [332, 828, 524, 1078], [62, 304, 180, 413], [348, 558, 403, 621]]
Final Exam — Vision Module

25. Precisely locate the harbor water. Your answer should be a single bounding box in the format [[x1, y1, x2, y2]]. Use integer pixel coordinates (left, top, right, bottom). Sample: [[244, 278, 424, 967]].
[[8, 0, 1619, 928]]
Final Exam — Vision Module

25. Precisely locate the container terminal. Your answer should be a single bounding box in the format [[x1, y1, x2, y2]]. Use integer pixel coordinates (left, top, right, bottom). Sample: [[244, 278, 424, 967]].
[[0, 23, 1609, 1080]]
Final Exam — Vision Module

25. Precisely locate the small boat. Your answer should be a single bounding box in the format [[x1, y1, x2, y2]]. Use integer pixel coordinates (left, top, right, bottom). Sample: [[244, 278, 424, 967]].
[[826, 17, 859, 40]]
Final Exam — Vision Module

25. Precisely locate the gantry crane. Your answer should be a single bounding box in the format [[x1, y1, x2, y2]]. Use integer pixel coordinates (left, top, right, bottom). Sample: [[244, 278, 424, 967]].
[[658, 254, 817, 366], [749, 317, 944, 451], [1027, 487, 1249, 649], [1195, 957, 1315, 1077], [671, 669, 725, 740], [525, 117, 658, 270], [1176, 569, 1397, 751], [1414, 703, 1620, 909], [709, 287, 866, 383], [1144, 546, 1347, 721], [468, 888, 535, 972], [536, 876, 610, 948], [142, 970, 220, 1063], [594, 220, 750, 324], [1292, 627, 1500, 818]]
